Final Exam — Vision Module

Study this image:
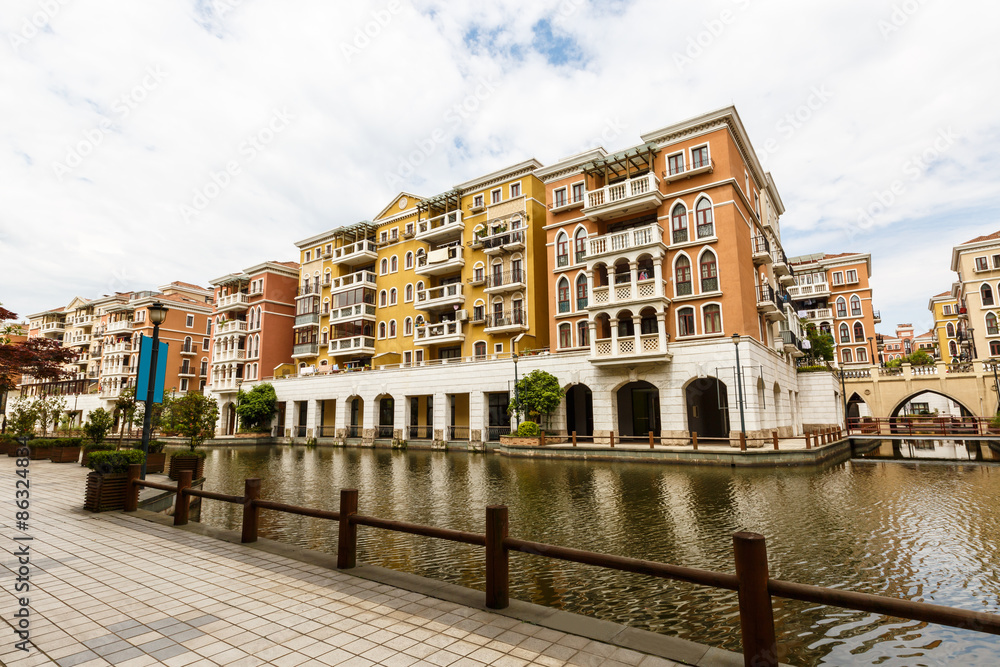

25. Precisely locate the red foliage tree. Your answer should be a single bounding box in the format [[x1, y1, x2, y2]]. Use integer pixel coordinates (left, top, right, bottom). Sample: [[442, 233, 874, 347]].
[[1, 306, 79, 392]]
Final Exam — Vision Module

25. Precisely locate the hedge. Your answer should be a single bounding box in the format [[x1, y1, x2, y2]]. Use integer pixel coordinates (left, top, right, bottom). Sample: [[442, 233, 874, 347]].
[[87, 449, 146, 474], [27, 438, 83, 449]]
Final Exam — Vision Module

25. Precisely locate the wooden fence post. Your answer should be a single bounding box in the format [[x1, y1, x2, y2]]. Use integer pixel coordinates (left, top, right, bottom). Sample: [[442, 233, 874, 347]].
[[772, 431, 779, 451], [485, 505, 509, 609], [609, 432, 615, 448], [242, 478, 261, 543], [733, 532, 778, 667], [125, 464, 140, 512], [174, 470, 192, 526], [740, 432, 747, 451], [692, 431, 698, 450], [338, 489, 358, 569], [649, 431, 655, 449], [540, 431, 546, 447], [805, 432, 812, 449], [571, 431, 577, 447]]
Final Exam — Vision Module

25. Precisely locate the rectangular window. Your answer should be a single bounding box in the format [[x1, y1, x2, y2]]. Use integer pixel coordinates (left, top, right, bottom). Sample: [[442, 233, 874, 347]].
[[404, 351, 412, 366], [704, 306, 721, 334], [180, 378, 188, 391], [304, 251, 311, 262], [325, 243, 332, 255], [510, 182, 521, 198], [473, 304, 484, 322], [668, 153, 684, 175], [976, 256, 989, 271], [571, 182, 584, 202], [832, 272, 843, 285], [553, 188, 567, 207], [943, 305, 952, 315], [380, 231, 388, 243], [993, 255, 1000, 269], [678, 309, 695, 337], [846, 269, 858, 284], [390, 228, 398, 241], [691, 145, 709, 169], [491, 188, 501, 204], [203, 337, 210, 349], [494, 343, 503, 354], [185, 315, 194, 328], [473, 194, 484, 208], [578, 321, 589, 347], [405, 222, 414, 236], [559, 325, 572, 349]]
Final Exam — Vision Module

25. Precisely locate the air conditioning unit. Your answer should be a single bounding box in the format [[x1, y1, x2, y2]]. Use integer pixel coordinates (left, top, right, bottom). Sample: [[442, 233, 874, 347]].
[[456, 310, 469, 321]]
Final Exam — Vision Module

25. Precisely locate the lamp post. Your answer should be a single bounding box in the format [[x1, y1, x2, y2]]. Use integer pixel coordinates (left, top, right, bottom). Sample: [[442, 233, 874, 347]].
[[731, 334, 746, 438], [139, 302, 169, 480], [512, 352, 520, 429], [235, 378, 243, 435]]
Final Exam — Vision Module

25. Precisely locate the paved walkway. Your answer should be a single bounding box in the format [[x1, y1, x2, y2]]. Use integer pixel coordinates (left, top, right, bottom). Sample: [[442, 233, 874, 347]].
[[0, 459, 695, 667]]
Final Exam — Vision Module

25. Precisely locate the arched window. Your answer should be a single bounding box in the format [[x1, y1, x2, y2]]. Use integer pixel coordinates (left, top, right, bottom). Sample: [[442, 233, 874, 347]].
[[854, 322, 864, 342], [950, 340, 958, 357], [474, 341, 487, 359], [991, 340, 1000, 357], [678, 307, 695, 336], [380, 258, 388, 275], [558, 323, 572, 349], [379, 290, 387, 308], [983, 284, 995, 307], [700, 250, 718, 292], [671, 204, 687, 244], [556, 232, 569, 267], [850, 295, 862, 316], [389, 320, 396, 337], [405, 284, 413, 302], [576, 274, 588, 309], [574, 229, 587, 263], [389, 288, 397, 305], [857, 347, 867, 363], [946, 322, 955, 337], [703, 304, 722, 334], [416, 280, 424, 293], [378, 322, 387, 338], [695, 198, 714, 237], [675, 256, 692, 295], [987, 312, 998, 335], [836, 297, 847, 318], [390, 256, 398, 273], [404, 317, 413, 336], [839, 323, 850, 343], [842, 348, 853, 363], [405, 251, 414, 269], [557, 277, 570, 313], [578, 320, 589, 347]]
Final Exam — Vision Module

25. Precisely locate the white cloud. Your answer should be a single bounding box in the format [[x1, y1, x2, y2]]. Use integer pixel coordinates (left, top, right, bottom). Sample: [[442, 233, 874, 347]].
[[1, 0, 999, 331]]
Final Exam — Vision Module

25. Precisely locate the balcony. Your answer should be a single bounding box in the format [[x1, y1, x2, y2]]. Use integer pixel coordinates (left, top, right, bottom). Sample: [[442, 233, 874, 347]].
[[40, 321, 66, 333], [591, 333, 671, 367], [217, 320, 248, 335], [416, 211, 463, 244], [873, 309, 882, 324], [779, 330, 806, 358], [103, 366, 136, 377], [662, 158, 715, 184], [216, 292, 249, 312], [787, 283, 831, 300], [68, 314, 94, 327], [292, 342, 319, 358], [772, 249, 791, 277], [294, 312, 321, 328], [67, 334, 92, 346], [583, 173, 663, 222], [482, 227, 526, 254], [330, 239, 378, 267], [752, 236, 772, 265], [484, 270, 526, 294], [416, 283, 465, 312], [329, 302, 377, 324], [587, 222, 663, 261], [483, 311, 528, 335], [178, 365, 197, 377], [107, 319, 133, 333], [803, 308, 833, 321], [330, 269, 378, 293], [414, 320, 465, 345], [180, 343, 198, 355], [105, 342, 132, 354], [296, 284, 321, 298], [756, 285, 784, 320], [214, 349, 245, 363], [416, 245, 464, 277], [90, 347, 102, 358], [589, 277, 666, 308], [328, 336, 376, 357]]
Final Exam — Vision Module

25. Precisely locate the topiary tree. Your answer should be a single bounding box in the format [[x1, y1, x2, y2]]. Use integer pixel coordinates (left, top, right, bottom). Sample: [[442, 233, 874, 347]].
[[84, 408, 115, 445], [170, 391, 219, 450], [509, 370, 563, 428], [235, 383, 277, 433]]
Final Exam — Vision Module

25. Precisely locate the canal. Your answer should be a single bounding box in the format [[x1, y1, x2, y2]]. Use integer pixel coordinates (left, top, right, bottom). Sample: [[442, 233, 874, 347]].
[[189, 445, 1000, 666]]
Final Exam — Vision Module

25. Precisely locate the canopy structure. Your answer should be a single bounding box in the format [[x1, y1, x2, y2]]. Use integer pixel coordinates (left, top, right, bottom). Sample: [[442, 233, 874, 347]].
[[417, 189, 462, 219], [581, 141, 659, 182]]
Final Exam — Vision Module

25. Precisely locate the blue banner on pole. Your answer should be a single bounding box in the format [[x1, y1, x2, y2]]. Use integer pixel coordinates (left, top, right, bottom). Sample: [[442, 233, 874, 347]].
[[135, 335, 168, 404]]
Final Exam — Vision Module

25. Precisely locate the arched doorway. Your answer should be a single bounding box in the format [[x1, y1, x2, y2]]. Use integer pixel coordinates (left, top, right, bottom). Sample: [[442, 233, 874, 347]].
[[686, 377, 729, 438], [226, 403, 237, 435], [378, 396, 394, 438], [566, 384, 594, 437], [616, 381, 661, 437], [348, 397, 363, 438]]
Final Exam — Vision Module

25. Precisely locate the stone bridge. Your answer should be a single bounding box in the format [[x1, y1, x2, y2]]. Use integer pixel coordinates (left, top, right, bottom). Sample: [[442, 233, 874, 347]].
[[841, 360, 1000, 419]]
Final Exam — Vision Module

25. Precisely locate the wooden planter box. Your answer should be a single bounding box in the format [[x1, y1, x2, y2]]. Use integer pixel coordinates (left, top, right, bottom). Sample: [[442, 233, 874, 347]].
[[28, 448, 51, 460], [84, 471, 129, 512], [146, 452, 166, 475], [0, 440, 19, 456], [49, 446, 81, 463], [168, 455, 204, 481]]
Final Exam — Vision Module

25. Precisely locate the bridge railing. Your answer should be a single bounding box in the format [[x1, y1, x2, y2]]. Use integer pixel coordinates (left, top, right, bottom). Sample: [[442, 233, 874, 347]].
[[127, 465, 1000, 667], [848, 416, 998, 436]]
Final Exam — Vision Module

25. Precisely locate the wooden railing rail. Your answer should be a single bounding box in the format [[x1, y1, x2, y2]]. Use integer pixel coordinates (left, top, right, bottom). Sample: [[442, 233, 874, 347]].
[[124, 465, 1000, 667]]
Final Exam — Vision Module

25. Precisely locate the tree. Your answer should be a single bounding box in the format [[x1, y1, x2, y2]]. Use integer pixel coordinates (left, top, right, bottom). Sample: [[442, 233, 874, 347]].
[[84, 408, 114, 445], [7, 397, 37, 438], [33, 394, 66, 437], [0, 305, 79, 393], [236, 383, 277, 433], [509, 370, 563, 427], [114, 387, 143, 447], [907, 349, 935, 366], [170, 392, 219, 450], [803, 322, 834, 364]]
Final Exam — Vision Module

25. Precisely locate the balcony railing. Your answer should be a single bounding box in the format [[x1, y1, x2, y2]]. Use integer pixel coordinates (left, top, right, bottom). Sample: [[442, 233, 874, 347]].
[[180, 343, 198, 355], [414, 320, 464, 344], [484, 311, 526, 332], [484, 269, 526, 292], [40, 321, 66, 332], [330, 239, 378, 266], [178, 366, 196, 377], [292, 342, 319, 357], [107, 320, 133, 333], [416, 211, 463, 242], [416, 283, 464, 310], [591, 333, 666, 363], [752, 236, 772, 264], [296, 284, 321, 297], [583, 173, 663, 221], [328, 336, 376, 355], [294, 312, 321, 327], [330, 270, 378, 292], [662, 157, 715, 184], [787, 283, 831, 299], [803, 308, 833, 320], [105, 342, 132, 354], [482, 227, 526, 253], [217, 320, 248, 335], [217, 292, 249, 310], [416, 245, 464, 276], [587, 222, 662, 259], [330, 303, 377, 323], [214, 349, 245, 362]]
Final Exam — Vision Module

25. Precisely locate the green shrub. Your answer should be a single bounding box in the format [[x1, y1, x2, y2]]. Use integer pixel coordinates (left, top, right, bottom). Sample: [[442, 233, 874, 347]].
[[170, 449, 207, 459], [27, 439, 55, 450], [796, 365, 831, 373], [87, 449, 146, 474], [148, 440, 166, 454], [516, 421, 540, 437], [83, 443, 117, 454]]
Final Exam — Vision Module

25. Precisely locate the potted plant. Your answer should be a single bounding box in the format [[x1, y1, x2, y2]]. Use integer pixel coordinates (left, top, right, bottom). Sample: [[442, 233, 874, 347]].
[[26, 439, 54, 460], [83, 449, 145, 512], [49, 437, 83, 463], [0, 433, 17, 456], [144, 440, 167, 474], [82, 442, 116, 467], [166, 392, 218, 481]]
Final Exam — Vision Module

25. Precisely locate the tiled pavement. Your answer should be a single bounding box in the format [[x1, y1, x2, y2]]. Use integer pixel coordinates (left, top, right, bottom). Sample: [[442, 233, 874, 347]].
[[0, 459, 687, 666]]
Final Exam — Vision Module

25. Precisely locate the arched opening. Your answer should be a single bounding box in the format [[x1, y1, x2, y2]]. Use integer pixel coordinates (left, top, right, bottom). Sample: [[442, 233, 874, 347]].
[[593, 262, 609, 287], [686, 377, 729, 438], [889, 390, 973, 419], [566, 384, 594, 437], [616, 381, 660, 437], [225, 402, 237, 436], [377, 396, 394, 438], [846, 392, 871, 430], [348, 396, 363, 438], [613, 259, 631, 285]]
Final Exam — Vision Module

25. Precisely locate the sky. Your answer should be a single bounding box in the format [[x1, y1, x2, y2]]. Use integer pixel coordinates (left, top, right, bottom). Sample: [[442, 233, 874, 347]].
[[2, 0, 999, 336]]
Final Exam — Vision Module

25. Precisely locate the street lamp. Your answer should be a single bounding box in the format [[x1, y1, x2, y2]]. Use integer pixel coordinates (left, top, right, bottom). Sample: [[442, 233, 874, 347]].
[[512, 351, 520, 429], [235, 378, 243, 434], [139, 302, 168, 479], [731, 333, 746, 438]]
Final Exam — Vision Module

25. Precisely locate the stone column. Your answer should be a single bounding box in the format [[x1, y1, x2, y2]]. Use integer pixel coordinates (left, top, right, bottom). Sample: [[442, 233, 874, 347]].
[[610, 318, 619, 356], [632, 315, 642, 355], [284, 401, 295, 439], [433, 391, 447, 448], [393, 397, 406, 444], [362, 395, 377, 446], [588, 320, 598, 357], [629, 260, 639, 300], [608, 268, 617, 304], [653, 256, 665, 298], [305, 399, 318, 439], [469, 390, 485, 450], [656, 311, 668, 353]]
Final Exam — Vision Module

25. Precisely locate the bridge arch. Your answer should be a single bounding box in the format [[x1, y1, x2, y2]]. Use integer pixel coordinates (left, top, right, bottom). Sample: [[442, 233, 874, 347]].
[[888, 390, 974, 418]]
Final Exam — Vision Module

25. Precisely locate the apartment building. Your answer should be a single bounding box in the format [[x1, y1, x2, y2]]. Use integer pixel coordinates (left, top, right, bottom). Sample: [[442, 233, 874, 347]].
[[208, 261, 299, 434], [787, 252, 881, 366], [951, 230, 1000, 360], [928, 291, 961, 362]]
